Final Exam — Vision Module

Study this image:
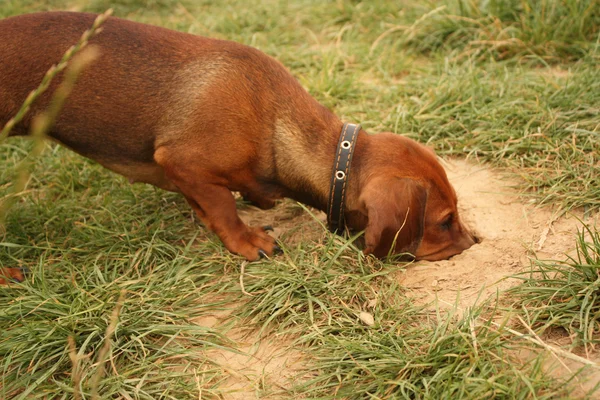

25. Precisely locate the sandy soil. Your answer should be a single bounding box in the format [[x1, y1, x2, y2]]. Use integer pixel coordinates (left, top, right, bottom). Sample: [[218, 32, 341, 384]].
[[199, 159, 599, 399], [399, 159, 597, 309], [194, 308, 306, 399]]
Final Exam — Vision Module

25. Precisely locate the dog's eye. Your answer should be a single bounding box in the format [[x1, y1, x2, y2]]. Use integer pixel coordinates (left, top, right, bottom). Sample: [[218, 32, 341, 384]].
[[440, 214, 453, 231]]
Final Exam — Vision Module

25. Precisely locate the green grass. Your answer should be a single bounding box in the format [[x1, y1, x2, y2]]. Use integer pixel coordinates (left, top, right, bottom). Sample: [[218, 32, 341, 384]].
[[233, 242, 576, 398], [2, 0, 600, 398], [394, 0, 600, 62], [1, 143, 236, 399], [509, 224, 600, 354], [394, 61, 600, 210]]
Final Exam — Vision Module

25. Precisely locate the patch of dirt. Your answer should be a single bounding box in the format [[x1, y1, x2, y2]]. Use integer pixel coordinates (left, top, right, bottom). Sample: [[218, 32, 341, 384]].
[[208, 205, 323, 399], [399, 158, 597, 309], [194, 307, 307, 399]]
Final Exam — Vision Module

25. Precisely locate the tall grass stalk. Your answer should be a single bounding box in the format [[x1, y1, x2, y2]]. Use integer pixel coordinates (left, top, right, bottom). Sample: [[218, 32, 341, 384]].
[[0, 9, 112, 142]]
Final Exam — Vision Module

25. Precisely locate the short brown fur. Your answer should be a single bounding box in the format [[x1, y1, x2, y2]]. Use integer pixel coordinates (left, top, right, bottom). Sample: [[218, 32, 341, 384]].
[[0, 12, 476, 271]]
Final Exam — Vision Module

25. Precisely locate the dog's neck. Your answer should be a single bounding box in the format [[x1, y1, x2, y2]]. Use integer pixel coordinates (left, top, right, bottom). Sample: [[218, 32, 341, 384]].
[[272, 108, 367, 225]]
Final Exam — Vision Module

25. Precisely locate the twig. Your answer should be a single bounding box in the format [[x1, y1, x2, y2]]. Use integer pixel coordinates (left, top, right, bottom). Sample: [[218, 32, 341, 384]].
[[240, 261, 254, 296], [469, 318, 480, 358], [91, 289, 127, 400], [437, 297, 600, 370], [516, 315, 576, 376], [536, 212, 560, 251], [0, 10, 109, 228], [68, 336, 82, 400], [0, 9, 112, 141]]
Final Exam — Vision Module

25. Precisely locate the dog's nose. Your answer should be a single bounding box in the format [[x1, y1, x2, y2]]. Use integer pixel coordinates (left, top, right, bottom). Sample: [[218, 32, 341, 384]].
[[458, 226, 479, 251], [459, 220, 480, 247]]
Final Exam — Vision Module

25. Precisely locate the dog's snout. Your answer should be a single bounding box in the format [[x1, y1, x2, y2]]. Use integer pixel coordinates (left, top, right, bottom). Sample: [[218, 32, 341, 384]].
[[466, 226, 481, 245], [459, 221, 480, 247]]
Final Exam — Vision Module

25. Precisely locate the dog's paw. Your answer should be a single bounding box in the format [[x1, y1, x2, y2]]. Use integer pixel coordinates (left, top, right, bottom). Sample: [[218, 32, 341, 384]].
[[226, 226, 282, 261]]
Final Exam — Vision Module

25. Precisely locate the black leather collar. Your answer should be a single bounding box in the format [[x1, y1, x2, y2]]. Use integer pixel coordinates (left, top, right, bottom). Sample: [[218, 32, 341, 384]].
[[327, 122, 361, 233]]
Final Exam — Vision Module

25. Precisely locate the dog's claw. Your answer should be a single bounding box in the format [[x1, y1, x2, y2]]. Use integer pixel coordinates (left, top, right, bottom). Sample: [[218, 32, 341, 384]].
[[273, 245, 283, 255], [262, 225, 274, 232], [258, 249, 268, 259]]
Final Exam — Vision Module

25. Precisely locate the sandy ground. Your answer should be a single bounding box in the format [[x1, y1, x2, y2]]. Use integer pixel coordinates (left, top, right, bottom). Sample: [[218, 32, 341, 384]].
[[399, 159, 597, 309], [194, 308, 306, 399], [199, 159, 599, 398]]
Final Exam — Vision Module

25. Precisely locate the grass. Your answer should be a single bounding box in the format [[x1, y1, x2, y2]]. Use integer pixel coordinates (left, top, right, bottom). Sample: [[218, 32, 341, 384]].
[[395, 61, 600, 210], [509, 224, 600, 354], [1, 0, 600, 398], [1, 143, 237, 398], [234, 242, 576, 398], [395, 0, 600, 62]]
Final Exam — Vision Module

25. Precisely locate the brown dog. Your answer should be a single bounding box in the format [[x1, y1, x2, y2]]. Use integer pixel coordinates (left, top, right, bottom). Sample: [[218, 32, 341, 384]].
[[0, 12, 476, 277]]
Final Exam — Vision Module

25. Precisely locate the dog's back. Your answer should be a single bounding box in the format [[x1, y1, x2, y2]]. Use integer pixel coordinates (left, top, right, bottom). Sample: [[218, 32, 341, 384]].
[[0, 12, 301, 165], [0, 12, 209, 163]]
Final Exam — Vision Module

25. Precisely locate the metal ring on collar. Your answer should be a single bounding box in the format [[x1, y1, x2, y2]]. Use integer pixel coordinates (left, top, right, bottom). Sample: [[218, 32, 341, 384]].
[[327, 122, 361, 233]]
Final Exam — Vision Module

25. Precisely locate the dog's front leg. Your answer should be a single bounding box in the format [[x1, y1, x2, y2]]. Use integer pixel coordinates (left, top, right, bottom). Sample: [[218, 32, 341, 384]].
[[155, 148, 276, 261], [181, 186, 277, 260]]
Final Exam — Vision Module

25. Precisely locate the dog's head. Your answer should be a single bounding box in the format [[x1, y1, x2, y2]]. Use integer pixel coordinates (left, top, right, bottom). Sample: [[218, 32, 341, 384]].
[[348, 133, 476, 261]]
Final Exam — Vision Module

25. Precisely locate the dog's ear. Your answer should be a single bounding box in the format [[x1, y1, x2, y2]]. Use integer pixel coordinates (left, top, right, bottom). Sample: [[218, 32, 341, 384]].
[[359, 177, 427, 258]]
